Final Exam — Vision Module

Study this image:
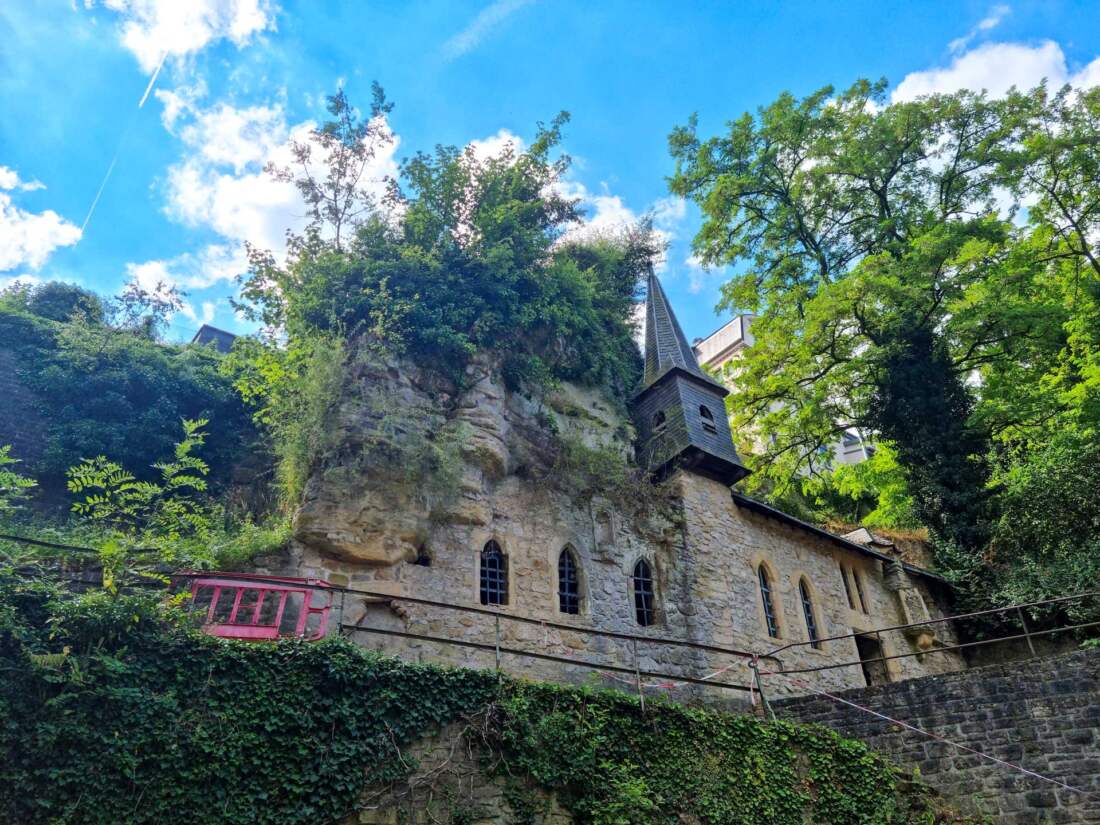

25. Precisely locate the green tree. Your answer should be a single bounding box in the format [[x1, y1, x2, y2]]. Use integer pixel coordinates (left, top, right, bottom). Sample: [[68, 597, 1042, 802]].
[[0, 446, 36, 516], [0, 281, 104, 324], [0, 294, 262, 505], [669, 81, 1052, 553]]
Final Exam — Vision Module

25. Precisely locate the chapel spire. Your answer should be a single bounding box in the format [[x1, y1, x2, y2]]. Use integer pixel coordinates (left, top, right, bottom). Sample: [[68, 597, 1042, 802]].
[[641, 269, 726, 393], [633, 270, 749, 485]]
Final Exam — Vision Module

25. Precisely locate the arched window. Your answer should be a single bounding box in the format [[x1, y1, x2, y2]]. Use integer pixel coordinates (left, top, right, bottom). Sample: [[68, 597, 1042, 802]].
[[799, 578, 821, 648], [758, 565, 779, 638], [840, 564, 856, 610], [558, 547, 580, 615], [480, 541, 508, 606], [852, 569, 869, 614], [699, 404, 717, 434], [652, 410, 667, 434], [632, 559, 656, 627]]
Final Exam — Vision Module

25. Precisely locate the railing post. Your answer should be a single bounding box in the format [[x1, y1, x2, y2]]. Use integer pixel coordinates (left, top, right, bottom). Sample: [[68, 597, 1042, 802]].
[[751, 655, 777, 723], [494, 613, 502, 672], [632, 637, 645, 712], [1016, 606, 1038, 657]]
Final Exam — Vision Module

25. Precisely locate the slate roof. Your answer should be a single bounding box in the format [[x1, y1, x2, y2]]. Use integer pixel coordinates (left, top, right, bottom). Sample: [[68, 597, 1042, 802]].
[[639, 269, 727, 396], [190, 324, 237, 354]]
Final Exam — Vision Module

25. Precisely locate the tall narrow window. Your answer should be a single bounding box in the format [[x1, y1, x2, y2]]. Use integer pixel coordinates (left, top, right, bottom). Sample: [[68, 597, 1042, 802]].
[[840, 565, 856, 610], [480, 541, 508, 606], [558, 547, 580, 615], [758, 565, 779, 638], [852, 569, 869, 614], [632, 559, 656, 627], [652, 410, 667, 435], [800, 579, 821, 649], [699, 404, 717, 434]]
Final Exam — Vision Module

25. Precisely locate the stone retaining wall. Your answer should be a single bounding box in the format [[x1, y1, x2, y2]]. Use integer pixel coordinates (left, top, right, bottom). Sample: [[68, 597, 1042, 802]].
[[776, 649, 1100, 824]]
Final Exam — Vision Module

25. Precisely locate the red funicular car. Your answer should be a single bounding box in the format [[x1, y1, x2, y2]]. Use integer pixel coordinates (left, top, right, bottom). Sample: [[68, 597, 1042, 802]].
[[182, 572, 334, 641]]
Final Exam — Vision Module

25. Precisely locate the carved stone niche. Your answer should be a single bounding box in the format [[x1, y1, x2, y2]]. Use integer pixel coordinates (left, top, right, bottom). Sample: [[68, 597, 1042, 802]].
[[884, 560, 937, 652]]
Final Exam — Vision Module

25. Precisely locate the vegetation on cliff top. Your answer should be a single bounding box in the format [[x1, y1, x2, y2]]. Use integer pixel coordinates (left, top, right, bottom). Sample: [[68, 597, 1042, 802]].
[[226, 89, 660, 505], [0, 574, 970, 825]]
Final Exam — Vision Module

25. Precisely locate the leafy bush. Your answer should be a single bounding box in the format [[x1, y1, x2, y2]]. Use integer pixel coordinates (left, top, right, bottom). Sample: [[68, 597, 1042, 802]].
[[0, 303, 263, 506], [0, 579, 964, 825]]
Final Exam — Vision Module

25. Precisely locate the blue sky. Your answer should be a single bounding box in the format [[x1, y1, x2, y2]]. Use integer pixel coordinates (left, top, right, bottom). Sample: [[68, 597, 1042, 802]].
[[3, 1, 1100, 343]]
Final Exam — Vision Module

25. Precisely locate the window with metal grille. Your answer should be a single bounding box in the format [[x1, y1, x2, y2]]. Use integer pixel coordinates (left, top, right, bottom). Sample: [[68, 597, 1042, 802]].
[[558, 547, 580, 614], [800, 578, 821, 648], [840, 564, 856, 610], [758, 565, 779, 638], [632, 559, 656, 627], [480, 541, 508, 606], [852, 569, 869, 614], [699, 404, 717, 434]]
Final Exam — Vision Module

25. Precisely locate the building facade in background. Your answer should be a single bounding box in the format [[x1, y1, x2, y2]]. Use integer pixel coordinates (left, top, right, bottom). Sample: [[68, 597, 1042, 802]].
[[692, 315, 873, 468]]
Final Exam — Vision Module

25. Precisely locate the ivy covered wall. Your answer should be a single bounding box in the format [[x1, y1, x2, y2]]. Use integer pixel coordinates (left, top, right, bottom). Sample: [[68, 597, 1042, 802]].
[[0, 577, 971, 825]]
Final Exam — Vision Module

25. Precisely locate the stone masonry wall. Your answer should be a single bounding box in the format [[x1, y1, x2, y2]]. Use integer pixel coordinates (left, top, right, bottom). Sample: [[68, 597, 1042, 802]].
[[275, 349, 966, 703], [776, 649, 1100, 824], [347, 724, 570, 825]]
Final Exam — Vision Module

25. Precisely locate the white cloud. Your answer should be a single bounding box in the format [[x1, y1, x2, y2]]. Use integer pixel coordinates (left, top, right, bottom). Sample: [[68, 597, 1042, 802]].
[[1073, 56, 1100, 89], [154, 80, 207, 130], [948, 4, 1010, 54], [468, 128, 525, 161], [0, 274, 43, 292], [0, 189, 82, 272], [124, 244, 247, 294], [893, 40, 1100, 101], [179, 298, 218, 325], [684, 254, 712, 295], [179, 102, 288, 173], [159, 98, 399, 257], [0, 166, 45, 192], [556, 182, 686, 271], [123, 255, 221, 328], [91, 0, 277, 73], [442, 0, 534, 61]]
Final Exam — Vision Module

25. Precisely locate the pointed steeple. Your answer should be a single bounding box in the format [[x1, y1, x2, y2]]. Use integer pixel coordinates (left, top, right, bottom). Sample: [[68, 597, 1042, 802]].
[[640, 269, 727, 395], [633, 270, 749, 485]]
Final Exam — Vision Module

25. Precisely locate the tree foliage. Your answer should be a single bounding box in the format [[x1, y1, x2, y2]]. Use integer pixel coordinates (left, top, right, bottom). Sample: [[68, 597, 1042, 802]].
[[231, 90, 659, 508], [0, 446, 35, 515], [0, 290, 261, 505], [669, 80, 1098, 568]]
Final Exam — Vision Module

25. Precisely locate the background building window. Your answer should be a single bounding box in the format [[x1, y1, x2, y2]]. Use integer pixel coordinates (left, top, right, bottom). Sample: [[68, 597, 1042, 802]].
[[699, 404, 717, 434], [558, 547, 580, 614], [632, 559, 656, 627], [758, 565, 779, 638], [480, 541, 508, 606], [800, 578, 821, 648]]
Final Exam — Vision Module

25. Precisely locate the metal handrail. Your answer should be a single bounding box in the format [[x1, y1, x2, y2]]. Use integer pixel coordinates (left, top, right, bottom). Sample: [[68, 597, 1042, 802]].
[[768, 619, 1100, 676], [761, 589, 1100, 658], [170, 570, 780, 666]]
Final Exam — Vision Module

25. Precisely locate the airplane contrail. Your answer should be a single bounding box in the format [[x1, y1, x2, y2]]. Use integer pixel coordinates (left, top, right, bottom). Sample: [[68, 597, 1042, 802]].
[[80, 51, 167, 237], [138, 51, 167, 108]]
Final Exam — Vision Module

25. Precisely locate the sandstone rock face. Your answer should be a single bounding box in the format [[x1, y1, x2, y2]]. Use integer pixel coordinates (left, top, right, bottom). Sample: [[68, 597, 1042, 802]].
[[294, 350, 637, 567]]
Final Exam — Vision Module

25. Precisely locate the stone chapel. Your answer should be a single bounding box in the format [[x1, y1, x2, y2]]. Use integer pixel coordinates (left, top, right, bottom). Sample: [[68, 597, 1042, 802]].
[[270, 271, 965, 700]]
